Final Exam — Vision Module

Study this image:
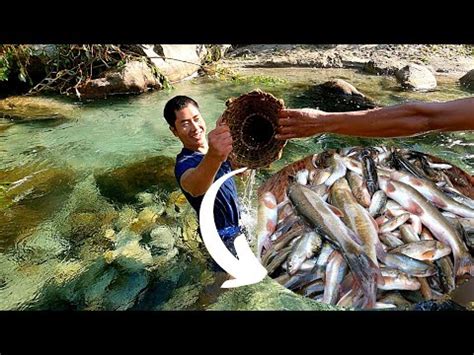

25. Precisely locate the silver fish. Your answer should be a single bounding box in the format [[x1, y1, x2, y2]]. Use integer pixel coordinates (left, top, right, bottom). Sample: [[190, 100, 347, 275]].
[[330, 177, 380, 266], [256, 191, 278, 260], [287, 231, 323, 275], [369, 190, 387, 217], [379, 176, 474, 277], [390, 240, 452, 261], [324, 153, 347, 187], [347, 171, 371, 208], [380, 252, 436, 277], [378, 268, 421, 291], [289, 183, 381, 308], [322, 251, 347, 305], [389, 170, 474, 218], [379, 213, 410, 233]]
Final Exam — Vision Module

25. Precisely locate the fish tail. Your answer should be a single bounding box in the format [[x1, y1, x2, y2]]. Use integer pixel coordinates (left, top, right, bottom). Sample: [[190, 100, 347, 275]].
[[344, 252, 380, 309], [455, 254, 474, 277]]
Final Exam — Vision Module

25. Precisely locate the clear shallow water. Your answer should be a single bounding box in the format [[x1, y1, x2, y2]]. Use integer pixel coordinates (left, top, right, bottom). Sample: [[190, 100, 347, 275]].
[[0, 68, 473, 310], [2, 68, 472, 174]]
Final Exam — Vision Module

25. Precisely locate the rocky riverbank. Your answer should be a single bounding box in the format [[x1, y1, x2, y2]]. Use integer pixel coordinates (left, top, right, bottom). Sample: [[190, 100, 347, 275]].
[[222, 44, 473, 77]]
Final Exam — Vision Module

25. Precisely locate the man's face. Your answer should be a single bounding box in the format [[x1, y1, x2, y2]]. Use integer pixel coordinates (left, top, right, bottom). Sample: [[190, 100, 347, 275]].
[[171, 103, 207, 150]]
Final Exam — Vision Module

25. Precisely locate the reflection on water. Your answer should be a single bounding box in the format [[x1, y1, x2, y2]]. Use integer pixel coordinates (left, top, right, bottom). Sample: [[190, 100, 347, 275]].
[[0, 67, 473, 310]]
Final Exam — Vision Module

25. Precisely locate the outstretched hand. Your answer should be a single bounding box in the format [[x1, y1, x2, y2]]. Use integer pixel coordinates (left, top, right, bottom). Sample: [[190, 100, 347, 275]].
[[276, 108, 326, 140]]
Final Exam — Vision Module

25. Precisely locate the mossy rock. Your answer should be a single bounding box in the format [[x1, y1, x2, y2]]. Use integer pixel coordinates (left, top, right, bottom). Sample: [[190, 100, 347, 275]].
[[128, 207, 160, 235], [0, 96, 77, 122], [69, 212, 106, 241], [209, 277, 341, 311], [0, 164, 76, 250], [95, 156, 176, 204], [165, 190, 188, 218], [159, 283, 203, 310]]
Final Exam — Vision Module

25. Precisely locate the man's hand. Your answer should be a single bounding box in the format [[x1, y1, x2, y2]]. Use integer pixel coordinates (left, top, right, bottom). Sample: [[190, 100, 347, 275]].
[[276, 108, 327, 140], [207, 120, 233, 162]]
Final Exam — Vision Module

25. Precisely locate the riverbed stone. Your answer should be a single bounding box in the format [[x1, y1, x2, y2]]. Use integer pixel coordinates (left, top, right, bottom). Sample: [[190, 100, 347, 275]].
[[0, 96, 77, 122], [95, 156, 175, 204], [459, 69, 474, 91], [395, 63, 437, 91], [309, 79, 378, 112]]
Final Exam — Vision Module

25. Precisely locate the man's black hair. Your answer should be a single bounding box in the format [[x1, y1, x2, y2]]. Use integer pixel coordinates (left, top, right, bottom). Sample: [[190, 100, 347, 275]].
[[163, 95, 199, 128]]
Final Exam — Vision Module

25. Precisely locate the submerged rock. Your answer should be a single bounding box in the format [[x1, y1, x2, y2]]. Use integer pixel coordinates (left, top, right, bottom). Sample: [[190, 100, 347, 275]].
[[0, 164, 76, 250], [95, 156, 175, 204], [165, 190, 189, 218], [0, 254, 62, 310], [104, 239, 153, 272], [128, 206, 160, 235], [307, 79, 378, 112], [0, 96, 77, 122], [209, 277, 340, 310], [102, 271, 149, 310], [150, 226, 176, 253]]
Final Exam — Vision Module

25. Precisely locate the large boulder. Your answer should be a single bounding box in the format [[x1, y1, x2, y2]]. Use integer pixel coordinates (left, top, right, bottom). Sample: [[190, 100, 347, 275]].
[[363, 58, 407, 76], [307, 78, 378, 112], [395, 63, 437, 91], [0, 96, 77, 122], [141, 45, 205, 83], [459, 69, 474, 91], [77, 60, 162, 100]]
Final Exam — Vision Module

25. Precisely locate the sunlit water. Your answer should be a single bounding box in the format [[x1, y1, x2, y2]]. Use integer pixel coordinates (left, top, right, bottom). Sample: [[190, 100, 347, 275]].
[[0, 68, 473, 310]]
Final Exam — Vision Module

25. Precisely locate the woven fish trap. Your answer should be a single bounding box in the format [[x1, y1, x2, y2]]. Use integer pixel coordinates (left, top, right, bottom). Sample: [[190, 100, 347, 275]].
[[221, 89, 287, 169]]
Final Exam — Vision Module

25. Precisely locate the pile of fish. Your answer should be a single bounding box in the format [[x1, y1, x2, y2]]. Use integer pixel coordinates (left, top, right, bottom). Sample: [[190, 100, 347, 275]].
[[256, 147, 474, 310]]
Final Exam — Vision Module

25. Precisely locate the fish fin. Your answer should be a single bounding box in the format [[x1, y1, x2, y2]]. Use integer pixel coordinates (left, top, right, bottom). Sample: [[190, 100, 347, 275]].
[[326, 203, 344, 217], [385, 181, 396, 193], [375, 241, 387, 262], [369, 214, 379, 233], [432, 196, 448, 209], [455, 254, 474, 277], [421, 250, 435, 260], [343, 252, 379, 309], [276, 197, 290, 210], [408, 201, 424, 215]]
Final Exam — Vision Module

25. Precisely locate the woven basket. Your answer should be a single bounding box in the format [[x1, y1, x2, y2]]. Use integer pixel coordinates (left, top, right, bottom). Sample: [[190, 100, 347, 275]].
[[221, 89, 287, 169]]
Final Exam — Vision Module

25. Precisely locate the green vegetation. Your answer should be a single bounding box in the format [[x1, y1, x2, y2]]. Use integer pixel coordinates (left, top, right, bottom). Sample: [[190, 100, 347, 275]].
[[0, 45, 33, 83], [0, 45, 166, 98], [29, 45, 159, 97], [201, 63, 287, 85]]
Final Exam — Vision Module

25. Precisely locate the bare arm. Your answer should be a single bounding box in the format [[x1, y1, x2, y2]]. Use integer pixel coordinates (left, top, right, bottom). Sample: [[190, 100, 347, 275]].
[[276, 97, 474, 139], [180, 124, 233, 197]]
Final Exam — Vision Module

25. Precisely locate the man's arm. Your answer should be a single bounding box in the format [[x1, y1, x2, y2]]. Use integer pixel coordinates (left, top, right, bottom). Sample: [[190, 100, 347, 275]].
[[276, 97, 474, 139], [180, 124, 233, 197]]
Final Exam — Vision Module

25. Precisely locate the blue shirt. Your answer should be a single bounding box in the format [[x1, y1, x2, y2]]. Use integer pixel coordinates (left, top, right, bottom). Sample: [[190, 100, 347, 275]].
[[175, 148, 241, 239]]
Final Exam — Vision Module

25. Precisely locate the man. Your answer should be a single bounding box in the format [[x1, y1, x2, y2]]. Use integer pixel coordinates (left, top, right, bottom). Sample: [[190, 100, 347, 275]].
[[163, 95, 241, 260], [276, 96, 474, 139]]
